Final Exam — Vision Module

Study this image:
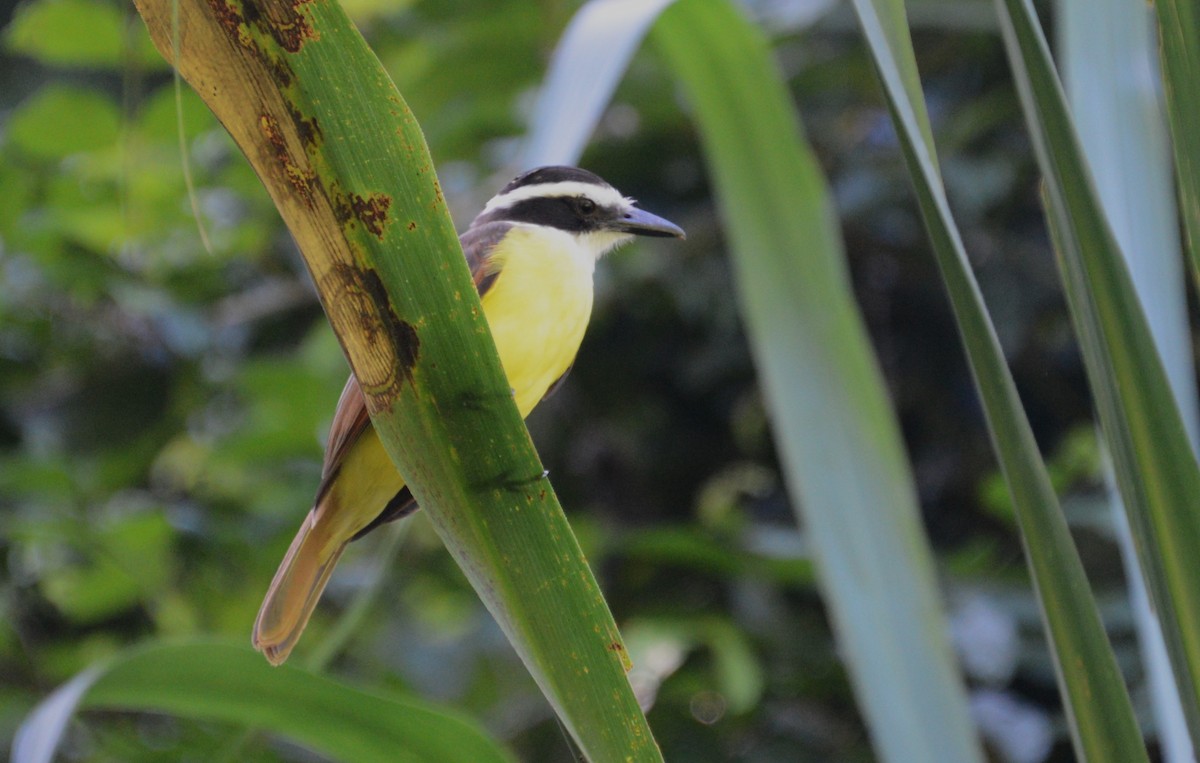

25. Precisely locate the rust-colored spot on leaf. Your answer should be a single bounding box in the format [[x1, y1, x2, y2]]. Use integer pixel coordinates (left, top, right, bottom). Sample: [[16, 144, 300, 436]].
[[406, 221, 417, 232], [331, 190, 353, 226], [348, 193, 392, 238], [207, 0, 247, 44], [288, 102, 322, 148], [257, 0, 320, 53], [258, 113, 316, 207], [259, 113, 286, 152], [265, 55, 293, 88], [609, 640, 633, 671]]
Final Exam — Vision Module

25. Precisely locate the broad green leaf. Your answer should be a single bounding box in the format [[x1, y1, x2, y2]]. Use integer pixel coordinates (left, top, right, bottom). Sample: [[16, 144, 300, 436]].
[[650, 2, 984, 761], [1151, 0, 1200, 286], [998, 0, 1200, 741], [5, 0, 122, 66], [4, 0, 163, 68], [847, 0, 1147, 760], [40, 511, 173, 624], [129, 0, 659, 759], [13, 641, 515, 763], [137, 84, 219, 142], [7, 86, 120, 160], [530, 0, 985, 756], [527, 2, 983, 757]]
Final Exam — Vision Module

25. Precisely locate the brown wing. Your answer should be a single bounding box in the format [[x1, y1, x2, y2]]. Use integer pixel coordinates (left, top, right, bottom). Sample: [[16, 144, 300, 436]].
[[460, 221, 512, 297], [313, 222, 512, 511]]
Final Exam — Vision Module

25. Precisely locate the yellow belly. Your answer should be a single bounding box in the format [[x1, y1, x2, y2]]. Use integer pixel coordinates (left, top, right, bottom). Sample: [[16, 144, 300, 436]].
[[327, 226, 595, 536], [480, 226, 595, 415]]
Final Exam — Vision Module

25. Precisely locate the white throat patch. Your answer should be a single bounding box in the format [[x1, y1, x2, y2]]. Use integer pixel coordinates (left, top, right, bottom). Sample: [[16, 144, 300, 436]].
[[577, 229, 634, 260]]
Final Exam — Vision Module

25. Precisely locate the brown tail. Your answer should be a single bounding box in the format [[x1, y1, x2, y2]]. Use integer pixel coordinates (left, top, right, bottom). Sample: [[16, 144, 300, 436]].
[[252, 509, 347, 666]]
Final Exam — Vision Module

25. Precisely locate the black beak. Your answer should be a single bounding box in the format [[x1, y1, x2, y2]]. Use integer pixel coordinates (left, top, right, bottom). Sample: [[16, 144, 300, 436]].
[[611, 207, 686, 239]]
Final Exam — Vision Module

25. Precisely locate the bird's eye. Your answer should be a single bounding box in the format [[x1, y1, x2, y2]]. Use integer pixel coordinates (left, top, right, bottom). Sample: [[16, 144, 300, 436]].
[[577, 197, 597, 215]]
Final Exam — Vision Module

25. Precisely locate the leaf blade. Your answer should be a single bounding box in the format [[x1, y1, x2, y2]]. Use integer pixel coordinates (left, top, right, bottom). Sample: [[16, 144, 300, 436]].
[[14, 642, 515, 763], [1151, 0, 1200, 286], [1060, 1, 1196, 757], [520, 0, 677, 167], [846, 0, 1149, 760], [128, 0, 661, 757], [998, 0, 1200, 741], [650, 2, 985, 760]]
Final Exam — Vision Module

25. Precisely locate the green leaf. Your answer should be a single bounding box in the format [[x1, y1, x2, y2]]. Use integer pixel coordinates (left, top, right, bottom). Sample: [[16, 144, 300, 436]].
[[1151, 0, 1200, 287], [528, 2, 983, 756], [4, 0, 163, 68], [703, 620, 764, 715], [40, 511, 173, 624], [649, 2, 985, 760], [998, 0, 1200, 741], [7, 85, 120, 160], [1061, 0, 1195, 757], [129, 0, 661, 759], [5, 0, 122, 66], [519, 0, 677, 167], [13, 641, 516, 763], [845, 0, 1148, 760], [136, 84, 219, 142]]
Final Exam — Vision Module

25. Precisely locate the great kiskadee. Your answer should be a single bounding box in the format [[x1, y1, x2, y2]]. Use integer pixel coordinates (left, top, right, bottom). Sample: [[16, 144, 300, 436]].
[[253, 166, 685, 665]]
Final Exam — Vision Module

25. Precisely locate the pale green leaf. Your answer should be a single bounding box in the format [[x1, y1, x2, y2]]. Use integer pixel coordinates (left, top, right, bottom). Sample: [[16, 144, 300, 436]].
[[7, 86, 120, 159], [1151, 0, 1200, 286], [998, 0, 1200, 740], [1061, 1, 1195, 758], [846, 0, 1148, 759], [651, 2, 985, 760], [5, 0, 163, 68], [13, 642, 515, 763]]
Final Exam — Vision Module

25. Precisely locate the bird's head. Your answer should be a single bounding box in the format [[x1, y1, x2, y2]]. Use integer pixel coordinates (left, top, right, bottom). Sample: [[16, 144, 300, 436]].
[[471, 166, 685, 259]]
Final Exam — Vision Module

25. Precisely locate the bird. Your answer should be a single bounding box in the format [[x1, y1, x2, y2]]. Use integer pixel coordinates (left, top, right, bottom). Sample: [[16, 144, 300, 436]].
[[253, 166, 685, 665]]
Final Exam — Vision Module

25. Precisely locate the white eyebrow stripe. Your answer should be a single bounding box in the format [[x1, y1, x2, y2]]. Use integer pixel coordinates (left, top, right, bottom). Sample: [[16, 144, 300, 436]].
[[482, 181, 630, 213]]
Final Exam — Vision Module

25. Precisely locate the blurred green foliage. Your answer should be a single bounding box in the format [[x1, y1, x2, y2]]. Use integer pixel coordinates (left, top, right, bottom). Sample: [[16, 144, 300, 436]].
[[0, 0, 1154, 760]]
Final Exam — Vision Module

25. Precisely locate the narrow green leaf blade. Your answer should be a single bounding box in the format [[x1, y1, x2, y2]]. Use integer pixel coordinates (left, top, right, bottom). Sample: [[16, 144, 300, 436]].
[[848, 1, 1148, 759], [998, 0, 1200, 740], [129, 0, 660, 758], [1061, 1, 1195, 757], [1151, 0, 1200, 285], [650, 2, 984, 760], [14, 642, 515, 763]]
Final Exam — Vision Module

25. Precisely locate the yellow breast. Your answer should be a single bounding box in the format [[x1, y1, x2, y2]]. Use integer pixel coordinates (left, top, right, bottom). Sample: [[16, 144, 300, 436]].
[[310, 224, 599, 545], [480, 225, 596, 415]]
